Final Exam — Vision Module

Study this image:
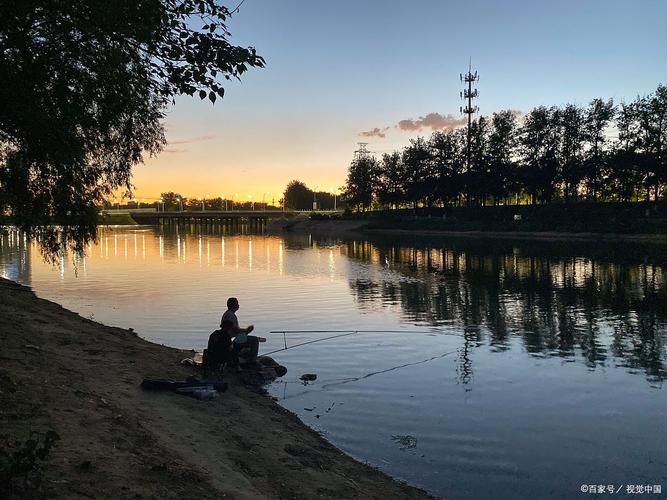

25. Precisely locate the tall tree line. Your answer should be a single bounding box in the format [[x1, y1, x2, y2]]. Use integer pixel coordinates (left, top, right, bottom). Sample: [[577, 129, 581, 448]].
[[344, 84, 667, 210]]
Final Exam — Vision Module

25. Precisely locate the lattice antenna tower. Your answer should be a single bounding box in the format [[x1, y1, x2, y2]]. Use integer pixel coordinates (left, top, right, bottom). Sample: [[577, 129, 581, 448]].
[[353, 142, 369, 161], [460, 59, 479, 175]]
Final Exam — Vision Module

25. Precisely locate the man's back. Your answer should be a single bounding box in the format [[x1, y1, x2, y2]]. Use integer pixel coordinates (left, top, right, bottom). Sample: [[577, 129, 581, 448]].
[[220, 309, 238, 328]]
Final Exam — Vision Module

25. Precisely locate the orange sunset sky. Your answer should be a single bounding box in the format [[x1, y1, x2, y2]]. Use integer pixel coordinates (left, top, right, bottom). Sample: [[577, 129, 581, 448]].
[[125, 0, 667, 203]]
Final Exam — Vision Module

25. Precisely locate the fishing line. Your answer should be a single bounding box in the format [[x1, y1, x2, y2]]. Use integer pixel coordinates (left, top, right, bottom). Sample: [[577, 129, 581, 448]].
[[264, 329, 463, 356], [278, 348, 459, 401]]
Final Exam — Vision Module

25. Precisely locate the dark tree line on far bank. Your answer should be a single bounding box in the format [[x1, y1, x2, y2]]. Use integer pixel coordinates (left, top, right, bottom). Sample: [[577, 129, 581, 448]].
[[344, 84, 667, 211]]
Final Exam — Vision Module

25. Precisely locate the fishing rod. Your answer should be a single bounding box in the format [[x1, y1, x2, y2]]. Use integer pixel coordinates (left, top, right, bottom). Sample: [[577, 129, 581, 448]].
[[265, 329, 456, 356]]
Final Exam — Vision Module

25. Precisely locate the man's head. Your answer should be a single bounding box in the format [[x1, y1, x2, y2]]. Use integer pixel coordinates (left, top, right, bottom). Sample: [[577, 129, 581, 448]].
[[227, 297, 239, 311]]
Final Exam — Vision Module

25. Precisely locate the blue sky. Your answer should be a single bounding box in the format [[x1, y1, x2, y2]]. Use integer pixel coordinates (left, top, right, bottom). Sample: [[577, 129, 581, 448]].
[[135, 0, 667, 200]]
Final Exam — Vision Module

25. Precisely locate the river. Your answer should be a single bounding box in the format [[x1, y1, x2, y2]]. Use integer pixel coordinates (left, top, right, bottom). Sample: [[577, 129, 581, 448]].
[[1, 225, 665, 499]]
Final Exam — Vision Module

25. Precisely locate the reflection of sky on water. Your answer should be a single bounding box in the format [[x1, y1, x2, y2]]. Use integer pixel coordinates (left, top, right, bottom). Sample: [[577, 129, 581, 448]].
[[1, 227, 666, 499]]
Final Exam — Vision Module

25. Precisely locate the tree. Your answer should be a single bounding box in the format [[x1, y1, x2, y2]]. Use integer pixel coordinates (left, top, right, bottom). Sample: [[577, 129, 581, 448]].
[[558, 104, 586, 200], [160, 192, 184, 211], [429, 130, 464, 206], [0, 1, 264, 257], [401, 137, 433, 208], [519, 106, 560, 203], [312, 191, 335, 210], [609, 101, 642, 201], [344, 154, 378, 211], [283, 180, 314, 210], [635, 85, 667, 200], [468, 116, 491, 205], [376, 152, 405, 208], [583, 98, 615, 200], [487, 111, 518, 205]]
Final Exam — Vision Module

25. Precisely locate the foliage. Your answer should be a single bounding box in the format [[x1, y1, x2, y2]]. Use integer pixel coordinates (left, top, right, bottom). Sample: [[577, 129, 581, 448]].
[[283, 180, 313, 210], [344, 154, 378, 211], [376, 152, 405, 208], [343, 84, 667, 211], [160, 192, 184, 211], [0, 1, 263, 259]]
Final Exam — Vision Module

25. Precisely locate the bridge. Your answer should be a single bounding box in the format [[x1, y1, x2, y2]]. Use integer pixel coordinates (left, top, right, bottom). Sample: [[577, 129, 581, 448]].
[[123, 209, 293, 229]]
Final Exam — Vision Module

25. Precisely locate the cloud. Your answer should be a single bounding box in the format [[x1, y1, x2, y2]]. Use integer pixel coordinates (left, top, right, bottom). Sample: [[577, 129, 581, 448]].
[[169, 135, 217, 145], [359, 127, 390, 138], [164, 148, 188, 154], [397, 113, 467, 132], [360, 109, 526, 140]]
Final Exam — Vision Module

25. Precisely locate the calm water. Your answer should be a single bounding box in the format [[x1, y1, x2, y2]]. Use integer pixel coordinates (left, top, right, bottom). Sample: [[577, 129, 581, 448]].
[[1, 226, 666, 499]]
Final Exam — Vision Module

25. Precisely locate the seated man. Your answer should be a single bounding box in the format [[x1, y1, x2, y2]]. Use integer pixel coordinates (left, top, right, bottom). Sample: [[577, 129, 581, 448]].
[[221, 296, 265, 367]]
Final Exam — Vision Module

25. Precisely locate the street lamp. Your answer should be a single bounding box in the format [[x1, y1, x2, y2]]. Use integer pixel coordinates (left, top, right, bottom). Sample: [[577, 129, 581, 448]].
[[262, 192, 270, 210], [234, 193, 239, 211], [198, 197, 204, 211], [248, 194, 254, 211], [205, 194, 210, 212], [330, 187, 337, 211], [159, 198, 164, 212], [177, 197, 183, 212], [221, 194, 228, 211]]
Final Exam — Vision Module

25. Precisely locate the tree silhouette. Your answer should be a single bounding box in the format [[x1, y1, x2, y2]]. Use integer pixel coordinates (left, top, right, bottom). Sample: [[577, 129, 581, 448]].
[[583, 98, 615, 201], [344, 84, 666, 211], [610, 102, 642, 201], [637, 85, 667, 201], [401, 137, 433, 209], [344, 154, 378, 211], [468, 116, 490, 205], [519, 106, 560, 204], [430, 130, 464, 206], [487, 111, 518, 205], [160, 192, 184, 211], [283, 180, 314, 210], [376, 152, 405, 209], [558, 104, 586, 201], [0, 1, 264, 258]]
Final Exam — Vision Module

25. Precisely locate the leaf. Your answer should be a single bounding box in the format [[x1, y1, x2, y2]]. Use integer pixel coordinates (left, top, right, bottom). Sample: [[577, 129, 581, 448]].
[[199, 90, 206, 100], [208, 91, 216, 103]]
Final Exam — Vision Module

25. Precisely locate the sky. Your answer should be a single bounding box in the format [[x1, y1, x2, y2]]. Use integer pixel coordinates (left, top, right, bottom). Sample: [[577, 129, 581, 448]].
[[131, 0, 667, 203]]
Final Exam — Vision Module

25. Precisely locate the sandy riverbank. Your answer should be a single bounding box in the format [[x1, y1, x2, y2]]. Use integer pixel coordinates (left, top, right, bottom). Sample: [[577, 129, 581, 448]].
[[0, 278, 432, 499]]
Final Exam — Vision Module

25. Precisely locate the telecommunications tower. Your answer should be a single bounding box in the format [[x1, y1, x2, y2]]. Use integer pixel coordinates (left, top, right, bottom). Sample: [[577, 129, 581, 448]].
[[353, 142, 369, 160], [460, 60, 479, 192]]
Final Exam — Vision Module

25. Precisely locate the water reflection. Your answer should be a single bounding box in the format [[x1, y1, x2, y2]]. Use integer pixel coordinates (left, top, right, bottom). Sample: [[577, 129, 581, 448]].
[[2, 226, 667, 499], [2, 227, 666, 386], [342, 236, 667, 385]]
